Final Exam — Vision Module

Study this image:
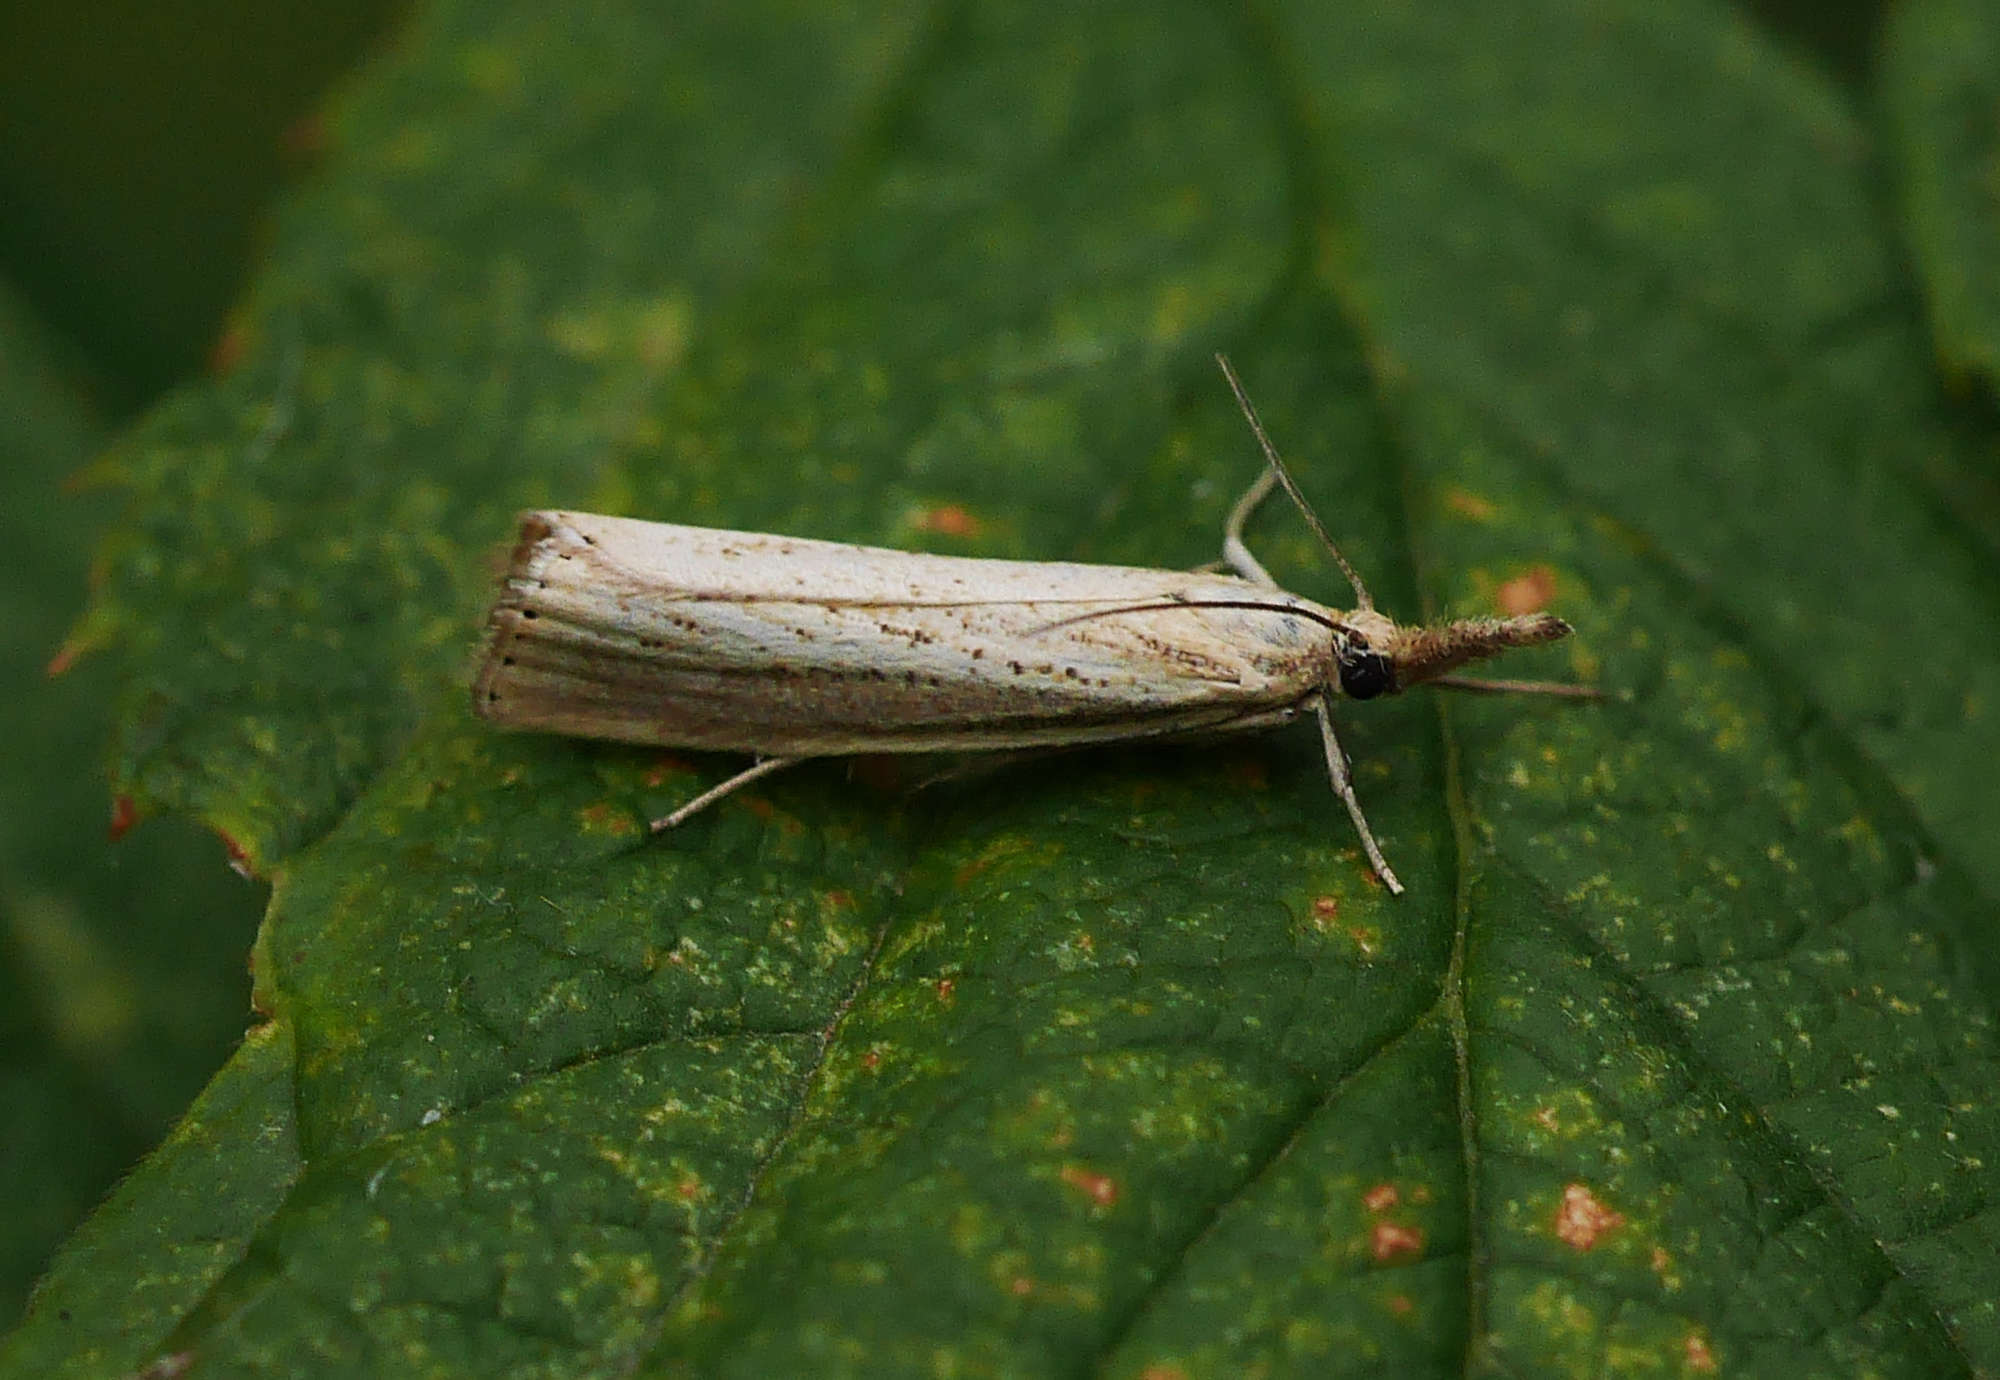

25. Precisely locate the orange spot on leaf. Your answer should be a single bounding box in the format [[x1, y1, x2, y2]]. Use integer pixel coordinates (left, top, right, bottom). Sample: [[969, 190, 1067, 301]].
[[1009, 1275, 1034, 1297], [1371, 1221, 1425, 1262], [580, 801, 638, 835], [1553, 1183, 1624, 1250], [935, 976, 957, 1004], [217, 830, 258, 879], [1362, 1183, 1399, 1213], [280, 113, 328, 160], [108, 795, 139, 842], [1387, 1293, 1414, 1316], [913, 503, 984, 538], [1311, 895, 1340, 924], [1684, 1333, 1717, 1373], [46, 639, 84, 678], [1496, 565, 1558, 617], [207, 325, 249, 377], [1060, 1164, 1120, 1208]]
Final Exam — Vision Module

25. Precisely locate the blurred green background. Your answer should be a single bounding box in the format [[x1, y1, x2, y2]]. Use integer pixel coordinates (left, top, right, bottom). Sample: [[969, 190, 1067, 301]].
[[0, 0, 402, 1324], [0, 0, 1887, 1330]]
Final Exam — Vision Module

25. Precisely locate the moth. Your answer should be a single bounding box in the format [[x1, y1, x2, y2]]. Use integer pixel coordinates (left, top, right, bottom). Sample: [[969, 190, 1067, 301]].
[[475, 356, 1591, 893]]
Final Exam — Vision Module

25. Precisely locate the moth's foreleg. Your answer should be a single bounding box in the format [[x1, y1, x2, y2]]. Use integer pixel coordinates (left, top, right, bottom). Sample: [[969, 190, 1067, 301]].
[[1315, 692, 1404, 895], [650, 756, 802, 831]]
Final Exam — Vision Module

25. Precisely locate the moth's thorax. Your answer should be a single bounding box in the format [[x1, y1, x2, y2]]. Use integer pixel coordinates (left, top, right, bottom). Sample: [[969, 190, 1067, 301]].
[[1341, 608, 1401, 649]]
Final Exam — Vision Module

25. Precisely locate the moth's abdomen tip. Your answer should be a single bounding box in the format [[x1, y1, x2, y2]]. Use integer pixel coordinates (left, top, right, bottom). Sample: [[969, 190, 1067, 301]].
[[472, 587, 548, 725]]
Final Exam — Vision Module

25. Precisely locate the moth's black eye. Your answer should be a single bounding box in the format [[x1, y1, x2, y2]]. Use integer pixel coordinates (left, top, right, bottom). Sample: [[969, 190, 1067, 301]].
[[1338, 648, 1394, 700]]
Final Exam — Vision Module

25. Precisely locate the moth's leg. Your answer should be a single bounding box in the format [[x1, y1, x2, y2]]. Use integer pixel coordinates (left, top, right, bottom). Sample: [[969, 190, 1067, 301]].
[[1221, 468, 1281, 587], [650, 756, 801, 831], [1315, 693, 1404, 895], [1429, 674, 1603, 700]]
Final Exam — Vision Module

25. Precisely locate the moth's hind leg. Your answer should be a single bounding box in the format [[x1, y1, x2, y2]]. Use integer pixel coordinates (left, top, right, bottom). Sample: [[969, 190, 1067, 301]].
[[1314, 691, 1403, 894], [650, 756, 801, 831]]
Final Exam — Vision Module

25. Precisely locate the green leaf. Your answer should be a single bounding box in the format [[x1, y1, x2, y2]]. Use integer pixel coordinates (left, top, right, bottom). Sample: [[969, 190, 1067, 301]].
[[1882, 0, 2000, 393], [9, 1, 1998, 1376], [0, 285, 264, 1326]]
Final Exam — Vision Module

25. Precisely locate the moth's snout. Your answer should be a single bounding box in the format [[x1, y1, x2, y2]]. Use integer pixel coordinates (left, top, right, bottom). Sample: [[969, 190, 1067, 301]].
[[1381, 610, 1575, 687], [1510, 611, 1571, 644]]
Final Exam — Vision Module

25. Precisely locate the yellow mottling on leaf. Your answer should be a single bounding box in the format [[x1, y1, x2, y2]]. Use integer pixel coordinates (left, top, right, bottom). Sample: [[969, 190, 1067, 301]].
[[1149, 281, 1195, 344], [831, 1258, 889, 1286], [547, 294, 692, 368], [549, 310, 615, 358], [1443, 486, 1498, 520], [633, 297, 692, 369], [459, 43, 524, 98], [1519, 1278, 1598, 1345], [1836, 813, 1883, 862], [385, 126, 445, 170]]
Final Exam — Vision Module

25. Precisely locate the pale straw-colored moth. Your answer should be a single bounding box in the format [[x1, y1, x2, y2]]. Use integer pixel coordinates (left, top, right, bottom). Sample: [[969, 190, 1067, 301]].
[[475, 356, 1594, 893]]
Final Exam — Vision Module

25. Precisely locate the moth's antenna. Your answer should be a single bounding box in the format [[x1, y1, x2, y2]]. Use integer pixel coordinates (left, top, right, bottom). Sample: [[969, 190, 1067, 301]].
[[1215, 353, 1373, 611], [1028, 599, 1361, 638]]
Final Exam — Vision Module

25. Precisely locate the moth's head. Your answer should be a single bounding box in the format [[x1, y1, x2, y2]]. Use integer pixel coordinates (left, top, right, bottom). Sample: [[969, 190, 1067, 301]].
[[1333, 608, 1571, 698]]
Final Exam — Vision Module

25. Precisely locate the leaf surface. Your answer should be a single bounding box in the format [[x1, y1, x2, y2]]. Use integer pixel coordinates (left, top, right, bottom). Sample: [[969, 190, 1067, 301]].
[[1882, 0, 2000, 392]]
